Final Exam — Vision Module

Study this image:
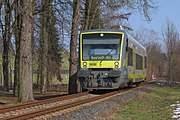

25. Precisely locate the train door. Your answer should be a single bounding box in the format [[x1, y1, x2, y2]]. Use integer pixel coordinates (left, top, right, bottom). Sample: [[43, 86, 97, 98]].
[[133, 45, 136, 82], [127, 42, 135, 83], [143, 53, 147, 81], [142, 52, 145, 80]]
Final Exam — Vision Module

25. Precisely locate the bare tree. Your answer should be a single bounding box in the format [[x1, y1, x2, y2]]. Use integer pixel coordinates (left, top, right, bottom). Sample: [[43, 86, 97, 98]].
[[39, 0, 49, 93], [33, 0, 67, 92], [18, 0, 34, 102], [174, 41, 180, 82], [133, 27, 165, 80], [39, 0, 62, 93], [2, 0, 12, 92], [68, 0, 80, 94], [81, 0, 102, 30], [13, 0, 21, 96], [80, 0, 158, 31], [162, 20, 179, 85]]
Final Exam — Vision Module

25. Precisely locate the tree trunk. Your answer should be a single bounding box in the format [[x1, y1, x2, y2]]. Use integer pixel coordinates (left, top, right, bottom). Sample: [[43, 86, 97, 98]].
[[18, 0, 34, 102], [13, 0, 21, 97], [169, 56, 173, 85], [82, 0, 92, 30], [40, 0, 49, 94], [2, 0, 11, 92], [82, 0, 101, 31], [13, 48, 20, 96], [68, 0, 80, 94], [162, 20, 177, 86], [36, 65, 40, 89], [13, 33, 20, 96], [31, 0, 35, 90]]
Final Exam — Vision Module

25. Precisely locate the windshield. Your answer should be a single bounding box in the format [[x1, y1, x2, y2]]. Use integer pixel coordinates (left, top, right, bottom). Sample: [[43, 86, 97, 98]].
[[82, 33, 122, 60]]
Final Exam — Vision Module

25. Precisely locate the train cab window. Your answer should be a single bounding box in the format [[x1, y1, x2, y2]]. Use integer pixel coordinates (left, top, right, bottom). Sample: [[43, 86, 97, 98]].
[[82, 33, 122, 60], [128, 47, 133, 66], [136, 54, 143, 70], [145, 56, 147, 68]]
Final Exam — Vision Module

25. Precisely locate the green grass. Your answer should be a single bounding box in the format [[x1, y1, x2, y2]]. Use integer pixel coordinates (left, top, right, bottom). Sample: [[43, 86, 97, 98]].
[[0, 52, 70, 86], [114, 86, 180, 120]]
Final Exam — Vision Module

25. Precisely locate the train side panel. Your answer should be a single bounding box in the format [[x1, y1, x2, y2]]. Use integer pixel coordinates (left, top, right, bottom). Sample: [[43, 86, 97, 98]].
[[127, 34, 147, 84]]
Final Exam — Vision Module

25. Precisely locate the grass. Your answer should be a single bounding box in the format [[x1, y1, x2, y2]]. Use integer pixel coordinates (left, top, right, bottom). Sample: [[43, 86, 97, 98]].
[[0, 52, 70, 86], [114, 86, 180, 120]]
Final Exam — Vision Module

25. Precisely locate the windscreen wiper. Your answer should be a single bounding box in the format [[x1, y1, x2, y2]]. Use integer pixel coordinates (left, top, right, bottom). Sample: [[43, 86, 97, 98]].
[[100, 49, 114, 64]]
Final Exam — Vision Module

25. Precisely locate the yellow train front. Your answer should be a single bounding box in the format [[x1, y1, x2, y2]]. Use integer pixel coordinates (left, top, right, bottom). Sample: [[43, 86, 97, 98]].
[[77, 30, 147, 90]]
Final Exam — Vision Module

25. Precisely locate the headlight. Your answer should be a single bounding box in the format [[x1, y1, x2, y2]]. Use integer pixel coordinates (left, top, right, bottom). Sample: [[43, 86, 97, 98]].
[[83, 62, 87, 68], [114, 62, 119, 68], [100, 33, 104, 37], [114, 62, 119, 66], [83, 62, 87, 66]]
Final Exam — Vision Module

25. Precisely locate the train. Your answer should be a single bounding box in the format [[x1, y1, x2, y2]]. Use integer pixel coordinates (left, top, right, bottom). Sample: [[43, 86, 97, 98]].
[[77, 29, 147, 91]]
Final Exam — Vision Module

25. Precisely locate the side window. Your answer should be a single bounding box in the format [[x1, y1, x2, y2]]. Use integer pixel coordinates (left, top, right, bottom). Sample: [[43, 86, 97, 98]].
[[145, 56, 147, 69], [128, 47, 133, 66], [126, 39, 128, 51], [136, 54, 143, 70]]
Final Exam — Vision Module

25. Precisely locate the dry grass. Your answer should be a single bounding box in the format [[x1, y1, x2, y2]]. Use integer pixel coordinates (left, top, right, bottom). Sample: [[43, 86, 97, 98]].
[[113, 86, 180, 120]]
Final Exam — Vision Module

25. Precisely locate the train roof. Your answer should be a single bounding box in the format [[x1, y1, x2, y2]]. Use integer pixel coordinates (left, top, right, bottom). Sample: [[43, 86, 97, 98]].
[[82, 29, 125, 33], [126, 33, 147, 52]]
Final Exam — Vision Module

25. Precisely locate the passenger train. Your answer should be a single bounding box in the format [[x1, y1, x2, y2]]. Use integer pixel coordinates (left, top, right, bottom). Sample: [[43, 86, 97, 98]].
[[77, 29, 147, 90]]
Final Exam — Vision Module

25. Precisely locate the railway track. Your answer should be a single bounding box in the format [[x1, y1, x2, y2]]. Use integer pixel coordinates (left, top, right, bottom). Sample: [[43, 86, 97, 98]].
[[0, 84, 145, 120], [0, 92, 89, 120]]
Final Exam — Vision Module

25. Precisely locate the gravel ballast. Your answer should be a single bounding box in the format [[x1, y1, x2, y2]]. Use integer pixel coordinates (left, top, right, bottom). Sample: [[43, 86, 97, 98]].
[[52, 84, 154, 120]]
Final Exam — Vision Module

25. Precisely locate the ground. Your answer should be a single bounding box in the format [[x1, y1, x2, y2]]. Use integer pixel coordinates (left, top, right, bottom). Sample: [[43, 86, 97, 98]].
[[0, 91, 18, 108], [109, 84, 180, 120], [0, 89, 67, 108], [0, 83, 179, 120]]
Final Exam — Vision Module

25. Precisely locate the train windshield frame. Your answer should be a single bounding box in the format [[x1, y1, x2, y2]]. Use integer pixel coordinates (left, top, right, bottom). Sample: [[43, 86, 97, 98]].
[[82, 33, 122, 61]]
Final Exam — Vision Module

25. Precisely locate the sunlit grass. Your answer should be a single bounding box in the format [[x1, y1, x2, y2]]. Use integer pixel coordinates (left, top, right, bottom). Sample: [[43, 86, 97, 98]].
[[114, 86, 180, 120]]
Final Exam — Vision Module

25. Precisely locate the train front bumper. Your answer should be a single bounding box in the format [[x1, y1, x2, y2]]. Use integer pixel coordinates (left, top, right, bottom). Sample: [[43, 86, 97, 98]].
[[77, 69, 121, 78]]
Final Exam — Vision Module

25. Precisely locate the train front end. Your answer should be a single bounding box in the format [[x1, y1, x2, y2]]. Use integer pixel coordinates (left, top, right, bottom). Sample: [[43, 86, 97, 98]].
[[77, 30, 127, 90]]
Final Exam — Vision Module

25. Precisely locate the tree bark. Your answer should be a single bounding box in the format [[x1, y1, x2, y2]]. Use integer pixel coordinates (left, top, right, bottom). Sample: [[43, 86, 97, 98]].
[[18, 0, 34, 102], [68, 0, 80, 94], [81, 0, 102, 31], [40, 0, 50, 94], [13, 0, 21, 97], [2, 0, 11, 92], [82, 0, 92, 30]]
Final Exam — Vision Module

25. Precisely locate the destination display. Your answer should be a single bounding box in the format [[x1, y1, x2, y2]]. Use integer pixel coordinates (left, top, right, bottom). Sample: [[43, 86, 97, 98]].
[[90, 55, 112, 60]]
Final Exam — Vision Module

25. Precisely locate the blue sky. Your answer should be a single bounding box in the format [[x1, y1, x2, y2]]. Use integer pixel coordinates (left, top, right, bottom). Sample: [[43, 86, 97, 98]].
[[129, 0, 180, 34]]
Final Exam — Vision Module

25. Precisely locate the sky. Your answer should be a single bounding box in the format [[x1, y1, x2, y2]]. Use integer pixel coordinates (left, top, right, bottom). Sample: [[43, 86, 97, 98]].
[[129, 0, 180, 34]]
